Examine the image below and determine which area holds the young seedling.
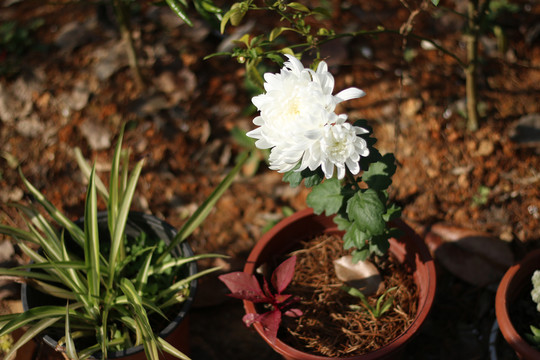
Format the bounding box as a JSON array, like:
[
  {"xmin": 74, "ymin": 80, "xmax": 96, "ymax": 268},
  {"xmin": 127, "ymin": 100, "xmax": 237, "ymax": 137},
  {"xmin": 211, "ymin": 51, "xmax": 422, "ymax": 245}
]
[
  {"xmin": 342, "ymin": 285, "xmax": 397, "ymax": 319},
  {"xmin": 219, "ymin": 256, "xmax": 302, "ymax": 343}
]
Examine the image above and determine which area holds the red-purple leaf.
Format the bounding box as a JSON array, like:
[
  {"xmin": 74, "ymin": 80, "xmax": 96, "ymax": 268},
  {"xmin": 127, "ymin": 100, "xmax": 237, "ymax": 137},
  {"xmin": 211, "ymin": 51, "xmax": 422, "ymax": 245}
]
[
  {"xmin": 258, "ymin": 309, "xmax": 282, "ymax": 344},
  {"xmin": 274, "ymin": 293, "xmax": 292, "ymax": 304},
  {"xmin": 284, "ymin": 308, "xmax": 303, "ymax": 318},
  {"xmin": 218, "ymin": 272, "xmax": 271, "ymax": 302},
  {"xmin": 271, "ymin": 255, "xmax": 297, "ymax": 294},
  {"xmin": 242, "ymin": 313, "xmax": 258, "ymax": 327}
]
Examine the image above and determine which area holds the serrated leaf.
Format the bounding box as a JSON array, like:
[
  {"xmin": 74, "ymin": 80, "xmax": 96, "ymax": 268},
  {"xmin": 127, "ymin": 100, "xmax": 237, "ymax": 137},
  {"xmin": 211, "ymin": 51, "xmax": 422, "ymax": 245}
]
[
  {"xmin": 362, "ymin": 153, "xmax": 397, "ymax": 191},
  {"xmin": 382, "ymin": 203, "xmax": 402, "ymax": 222},
  {"xmin": 302, "ymin": 168, "xmax": 324, "ymax": 188},
  {"xmin": 352, "ymin": 248, "xmax": 370, "ymax": 262},
  {"xmin": 347, "ymin": 190, "xmax": 386, "ymax": 235},
  {"xmin": 283, "ymin": 169, "xmax": 303, "ymax": 188},
  {"xmin": 306, "ymin": 179, "xmax": 343, "ymax": 215},
  {"xmin": 368, "ymin": 234, "xmax": 391, "ymax": 256},
  {"xmin": 342, "ymin": 223, "xmax": 370, "ymax": 250}
]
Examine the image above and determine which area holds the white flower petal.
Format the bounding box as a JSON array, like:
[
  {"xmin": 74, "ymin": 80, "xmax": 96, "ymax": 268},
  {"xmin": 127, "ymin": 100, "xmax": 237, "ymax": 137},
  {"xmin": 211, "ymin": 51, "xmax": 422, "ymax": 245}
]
[{"xmin": 335, "ymin": 87, "xmax": 366, "ymax": 103}]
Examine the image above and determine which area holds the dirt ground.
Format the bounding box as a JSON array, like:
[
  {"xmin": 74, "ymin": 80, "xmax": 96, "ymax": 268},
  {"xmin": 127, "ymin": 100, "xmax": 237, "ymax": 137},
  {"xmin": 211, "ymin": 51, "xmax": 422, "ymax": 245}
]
[{"xmin": 0, "ymin": 0, "xmax": 539, "ymax": 359}]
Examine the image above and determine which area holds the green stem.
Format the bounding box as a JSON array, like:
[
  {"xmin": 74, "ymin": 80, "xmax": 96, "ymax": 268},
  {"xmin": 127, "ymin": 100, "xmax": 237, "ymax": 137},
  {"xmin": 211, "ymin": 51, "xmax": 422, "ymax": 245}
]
[{"xmin": 112, "ymin": 0, "xmax": 144, "ymax": 91}]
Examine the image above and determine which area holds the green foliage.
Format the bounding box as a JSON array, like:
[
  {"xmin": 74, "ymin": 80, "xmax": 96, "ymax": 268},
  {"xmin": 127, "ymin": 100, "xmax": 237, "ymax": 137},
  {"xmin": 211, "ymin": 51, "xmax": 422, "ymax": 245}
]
[
  {"xmin": 526, "ymin": 325, "xmax": 540, "ymax": 348},
  {"xmin": 342, "ymin": 285, "xmax": 397, "ymax": 319},
  {"xmin": 164, "ymin": 0, "xmax": 222, "ymax": 27},
  {"xmin": 472, "ymin": 185, "xmax": 491, "ymax": 206},
  {"xmin": 0, "ymin": 126, "xmax": 246, "ymax": 359},
  {"xmin": 287, "ymin": 125, "xmax": 401, "ymax": 261},
  {"xmin": 0, "ymin": 18, "xmax": 45, "ymax": 77}
]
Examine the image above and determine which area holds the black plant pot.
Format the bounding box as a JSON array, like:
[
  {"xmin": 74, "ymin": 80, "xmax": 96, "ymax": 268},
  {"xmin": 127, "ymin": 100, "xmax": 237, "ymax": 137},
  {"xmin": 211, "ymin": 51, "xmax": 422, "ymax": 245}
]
[{"xmin": 21, "ymin": 212, "xmax": 197, "ymax": 360}]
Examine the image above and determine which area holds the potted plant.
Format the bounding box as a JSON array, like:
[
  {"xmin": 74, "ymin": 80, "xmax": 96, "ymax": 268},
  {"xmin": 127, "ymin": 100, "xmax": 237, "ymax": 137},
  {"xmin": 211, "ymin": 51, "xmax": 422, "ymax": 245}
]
[
  {"xmin": 0, "ymin": 127, "xmax": 246, "ymax": 360},
  {"xmin": 219, "ymin": 55, "xmax": 437, "ymax": 359},
  {"xmin": 495, "ymin": 249, "xmax": 540, "ymax": 360}
]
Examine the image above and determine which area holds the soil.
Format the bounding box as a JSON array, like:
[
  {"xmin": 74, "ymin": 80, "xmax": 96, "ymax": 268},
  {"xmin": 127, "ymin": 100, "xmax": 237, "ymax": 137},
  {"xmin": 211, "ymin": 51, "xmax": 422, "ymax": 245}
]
[
  {"xmin": 281, "ymin": 234, "xmax": 418, "ymax": 357},
  {"xmin": 0, "ymin": 0, "xmax": 539, "ymax": 359}
]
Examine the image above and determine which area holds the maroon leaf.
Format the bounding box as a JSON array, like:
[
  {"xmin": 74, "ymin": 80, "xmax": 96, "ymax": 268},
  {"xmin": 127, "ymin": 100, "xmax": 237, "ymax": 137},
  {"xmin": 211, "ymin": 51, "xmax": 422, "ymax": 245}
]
[
  {"xmin": 258, "ymin": 309, "xmax": 282, "ymax": 344},
  {"xmin": 284, "ymin": 308, "xmax": 303, "ymax": 317},
  {"xmin": 273, "ymin": 293, "xmax": 292, "ymax": 304},
  {"xmin": 242, "ymin": 312, "xmax": 259, "ymax": 327},
  {"xmin": 271, "ymin": 255, "xmax": 297, "ymax": 294},
  {"xmin": 218, "ymin": 272, "xmax": 270, "ymax": 302}
]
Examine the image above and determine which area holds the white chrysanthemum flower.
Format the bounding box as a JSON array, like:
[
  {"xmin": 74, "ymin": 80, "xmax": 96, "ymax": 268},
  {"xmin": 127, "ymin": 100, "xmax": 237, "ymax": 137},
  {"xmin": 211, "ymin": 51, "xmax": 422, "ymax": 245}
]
[
  {"xmin": 531, "ymin": 270, "xmax": 540, "ymax": 312},
  {"xmin": 300, "ymin": 115, "xmax": 369, "ymax": 179},
  {"xmin": 246, "ymin": 54, "xmax": 368, "ymax": 176}
]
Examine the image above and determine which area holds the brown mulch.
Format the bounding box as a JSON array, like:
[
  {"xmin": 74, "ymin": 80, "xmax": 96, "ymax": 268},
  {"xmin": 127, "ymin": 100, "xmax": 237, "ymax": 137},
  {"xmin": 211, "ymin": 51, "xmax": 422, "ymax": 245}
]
[{"xmin": 281, "ymin": 234, "xmax": 418, "ymax": 357}]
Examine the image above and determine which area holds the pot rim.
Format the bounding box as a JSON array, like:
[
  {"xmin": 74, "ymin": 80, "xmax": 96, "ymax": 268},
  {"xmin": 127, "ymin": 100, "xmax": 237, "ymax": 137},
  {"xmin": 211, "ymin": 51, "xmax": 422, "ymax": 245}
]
[
  {"xmin": 243, "ymin": 208, "xmax": 437, "ymax": 359},
  {"xmin": 495, "ymin": 248, "xmax": 540, "ymax": 360},
  {"xmin": 21, "ymin": 211, "xmax": 197, "ymax": 359}
]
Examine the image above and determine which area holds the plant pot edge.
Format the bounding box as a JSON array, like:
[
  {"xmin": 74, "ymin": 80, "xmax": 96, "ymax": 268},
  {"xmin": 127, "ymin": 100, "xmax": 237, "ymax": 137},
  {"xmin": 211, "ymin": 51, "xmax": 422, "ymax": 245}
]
[
  {"xmin": 243, "ymin": 208, "xmax": 437, "ymax": 360},
  {"xmin": 495, "ymin": 248, "xmax": 540, "ymax": 360},
  {"xmin": 21, "ymin": 211, "xmax": 197, "ymax": 360}
]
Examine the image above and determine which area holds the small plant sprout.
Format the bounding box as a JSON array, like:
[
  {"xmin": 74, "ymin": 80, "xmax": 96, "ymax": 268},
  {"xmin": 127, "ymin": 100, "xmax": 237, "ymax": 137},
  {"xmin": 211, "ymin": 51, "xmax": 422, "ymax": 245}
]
[
  {"xmin": 218, "ymin": 256, "xmax": 302, "ymax": 343},
  {"xmin": 528, "ymin": 270, "xmax": 540, "ymax": 347},
  {"xmin": 342, "ymin": 285, "xmax": 397, "ymax": 320}
]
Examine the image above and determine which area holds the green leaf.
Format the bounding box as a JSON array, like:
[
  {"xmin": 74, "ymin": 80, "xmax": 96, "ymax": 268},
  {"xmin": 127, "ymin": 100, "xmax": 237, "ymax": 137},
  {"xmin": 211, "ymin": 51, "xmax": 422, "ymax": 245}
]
[
  {"xmin": 362, "ymin": 153, "xmax": 397, "ymax": 191},
  {"xmin": 269, "ymin": 27, "xmax": 285, "ymax": 42},
  {"xmin": 0, "ymin": 306, "xmax": 76, "ymax": 336},
  {"xmin": 431, "ymin": 0, "xmax": 440, "ymax": 5},
  {"xmin": 84, "ymin": 166, "xmax": 100, "ymax": 312},
  {"xmin": 74, "ymin": 147, "xmax": 109, "ymax": 202},
  {"xmin": 165, "ymin": 0, "xmax": 193, "ymax": 27},
  {"xmin": 108, "ymin": 126, "xmax": 125, "ymax": 235},
  {"xmin": 282, "ymin": 169, "xmax": 303, "ymax": 188},
  {"xmin": 346, "ymin": 189, "xmax": 386, "ymax": 236},
  {"xmin": 64, "ymin": 303, "xmax": 79, "ymax": 360},
  {"xmin": 368, "ymin": 234, "xmax": 391, "ymax": 256},
  {"xmin": 288, "ymin": 2, "xmax": 310, "ymax": 12},
  {"xmin": 149, "ymin": 253, "xmax": 227, "ymax": 276},
  {"xmin": 157, "ymin": 337, "xmax": 191, "ymax": 360},
  {"xmin": 382, "ymin": 203, "xmax": 401, "ymax": 222},
  {"xmin": 119, "ymin": 278, "xmax": 159, "ymax": 360},
  {"xmin": 159, "ymin": 152, "xmax": 248, "ymax": 263},
  {"xmin": 108, "ymin": 159, "xmax": 144, "ymax": 288},
  {"xmin": 228, "ymin": 2, "xmax": 248, "ymax": 27},
  {"xmin": 3, "ymin": 316, "xmax": 62, "ymax": 360},
  {"xmin": 302, "ymin": 168, "xmax": 324, "ymax": 188},
  {"xmin": 342, "ymin": 223, "xmax": 370, "ymax": 250},
  {"xmin": 18, "ymin": 168, "xmax": 85, "ymax": 247},
  {"xmin": 351, "ymin": 248, "xmax": 370, "ymax": 262},
  {"xmin": 306, "ymin": 179, "xmax": 343, "ymax": 215}
]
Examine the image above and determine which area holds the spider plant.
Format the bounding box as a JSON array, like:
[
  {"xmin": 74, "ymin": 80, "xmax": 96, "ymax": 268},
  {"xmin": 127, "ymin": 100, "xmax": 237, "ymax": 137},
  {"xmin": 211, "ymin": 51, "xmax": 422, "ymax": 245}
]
[{"xmin": 0, "ymin": 127, "xmax": 247, "ymax": 360}]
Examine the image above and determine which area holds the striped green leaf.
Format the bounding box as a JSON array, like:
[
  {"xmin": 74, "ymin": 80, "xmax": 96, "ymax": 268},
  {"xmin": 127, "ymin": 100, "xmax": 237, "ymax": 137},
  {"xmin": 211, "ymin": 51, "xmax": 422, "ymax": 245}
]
[
  {"xmin": 107, "ymin": 159, "xmax": 144, "ymax": 288},
  {"xmin": 158, "ymin": 151, "xmax": 248, "ymax": 263},
  {"xmin": 3, "ymin": 316, "xmax": 62, "ymax": 360},
  {"xmin": 18, "ymin": 168, "xmax": 85, "ymax": 246},
  {"xmin": 119, "ymin": 278, "xmax": 159, "ymax": 360},
  {"xmin": 84, "ymin": 166, "xmax": 100, "ymax": 313}
]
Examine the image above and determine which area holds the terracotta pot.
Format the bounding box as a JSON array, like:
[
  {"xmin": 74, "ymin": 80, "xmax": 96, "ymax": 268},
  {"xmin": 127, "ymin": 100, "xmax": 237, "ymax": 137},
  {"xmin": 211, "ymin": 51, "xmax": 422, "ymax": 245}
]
[
  {"xmin": 22, "ymin": 212, "xmax": 196, "ymax": 360},
  {"xmin": 495, "ymin": 249, "xmax": 540, "ymax": 360},
  {"xmin": 243, "ymin": 208, "xmax": 437, "ymax": 360}
]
